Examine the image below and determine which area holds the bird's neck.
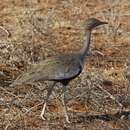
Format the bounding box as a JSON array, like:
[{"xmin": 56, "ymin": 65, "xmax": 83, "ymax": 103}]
[{"xmin": 79, "ymin": 29, "xmax": 91, "ymax": 63}]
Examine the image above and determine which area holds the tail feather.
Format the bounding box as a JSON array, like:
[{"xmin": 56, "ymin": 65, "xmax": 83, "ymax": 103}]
[{"xmin": 10, "ymin": 72, "xmax": 35, "ymax": 86}]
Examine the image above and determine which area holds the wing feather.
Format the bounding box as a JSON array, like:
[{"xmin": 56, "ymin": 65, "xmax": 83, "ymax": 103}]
[{"xmin": 11, "ymin": 54, "xmax": 82, "ymax": 86}]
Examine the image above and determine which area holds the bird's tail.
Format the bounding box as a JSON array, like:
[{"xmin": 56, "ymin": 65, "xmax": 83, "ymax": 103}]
[{"xmin": 10, "ymin": 72, "xmax": 34, "ymax": 86}]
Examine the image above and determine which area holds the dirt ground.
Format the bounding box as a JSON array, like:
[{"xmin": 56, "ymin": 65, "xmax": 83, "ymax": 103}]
[{"xmin": 0, "ymin": 0, "xmax": 130, "ymax": 130}]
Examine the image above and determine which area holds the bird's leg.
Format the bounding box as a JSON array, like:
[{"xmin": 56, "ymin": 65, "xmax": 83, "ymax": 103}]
[
  {"xmin": 61, "ymin": 86, "xmax": 70, "ymax": 123},
  {"xmin": 40, "ymin": 81, "xmax": 56, "ymax": 120}
]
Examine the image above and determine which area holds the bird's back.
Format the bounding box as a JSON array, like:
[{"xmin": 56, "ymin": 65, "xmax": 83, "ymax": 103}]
[{"xmin": 11, "ymin": 53, "xmax": 83, "ymax": 86}]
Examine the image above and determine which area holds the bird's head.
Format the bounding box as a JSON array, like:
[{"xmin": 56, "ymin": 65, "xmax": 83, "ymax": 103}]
[{"xmin": 85, "ymin": 18, "xmax": 107, "ymax": 30}]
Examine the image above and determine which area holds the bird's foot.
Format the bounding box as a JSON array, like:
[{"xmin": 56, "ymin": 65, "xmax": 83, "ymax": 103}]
[
  {"xmin": 65, "ymin": 116, "xmax": 71, "ymax": 123},
  {"xmin": 40, "ymin": 102, "xmax": 47, "ymax": 121},
  {"xmin": 40, "ymin": 113, "xmax": 46, "ymax": 120},
  {"xmin": 64, "ymin": 108, "xmax": 71, "ymax": 123}
]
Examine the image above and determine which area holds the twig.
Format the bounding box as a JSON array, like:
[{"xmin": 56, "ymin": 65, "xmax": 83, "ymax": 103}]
[
  {"xmin": 93, "ymin": 50, "xmax": 105, "ymax": 56},
  {"xmin": 0, "ymin": 26, "xmax": 10, "ymax": 37},
  {"xmin": 4, "ymin": 123, "xmax": 11, "ymax": 130},
  {"xmin": 0, "ymin": 86, "xmax": 19, "ymax": 98},
  {"xmin": 24, "ymin": 101, "xmax": 44, "ymax": 114},
  {"xmin": 72, "ymin": 109, "xmax": 130, "ymax": 123},
  {"xmin": 97, "ymin": 84, "xmax": 123, "ymax": 108}
]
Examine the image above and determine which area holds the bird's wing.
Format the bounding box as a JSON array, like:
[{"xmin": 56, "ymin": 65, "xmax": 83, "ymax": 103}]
[
  {"xmin": 11, "ymin": 54, "xmax": 82, "ymax": 85},
  {"xmin": 49, "ymin": 58, "xmax": 82, "ymax": 80}
]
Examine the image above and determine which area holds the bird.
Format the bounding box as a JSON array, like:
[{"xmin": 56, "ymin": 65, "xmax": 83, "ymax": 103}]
[{"xmin": 11, "ymin": 18, "xmax": 107, "ymax": 123}]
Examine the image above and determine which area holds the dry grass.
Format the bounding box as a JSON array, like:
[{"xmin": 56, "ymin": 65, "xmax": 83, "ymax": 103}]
[{"xmin": 0, "ymin": 0, "xmax": 130, "ymax": 129}]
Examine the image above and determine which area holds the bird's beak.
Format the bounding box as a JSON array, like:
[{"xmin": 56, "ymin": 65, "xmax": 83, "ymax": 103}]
[{"xmin": 101, "ymin": 21, "xmax": 108, "ymax": 25}]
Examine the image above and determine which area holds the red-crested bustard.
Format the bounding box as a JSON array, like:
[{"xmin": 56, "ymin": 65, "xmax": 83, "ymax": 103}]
[{"xmin": 11, "ymin": 18, "xmax": 108, "ymax": 123}]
